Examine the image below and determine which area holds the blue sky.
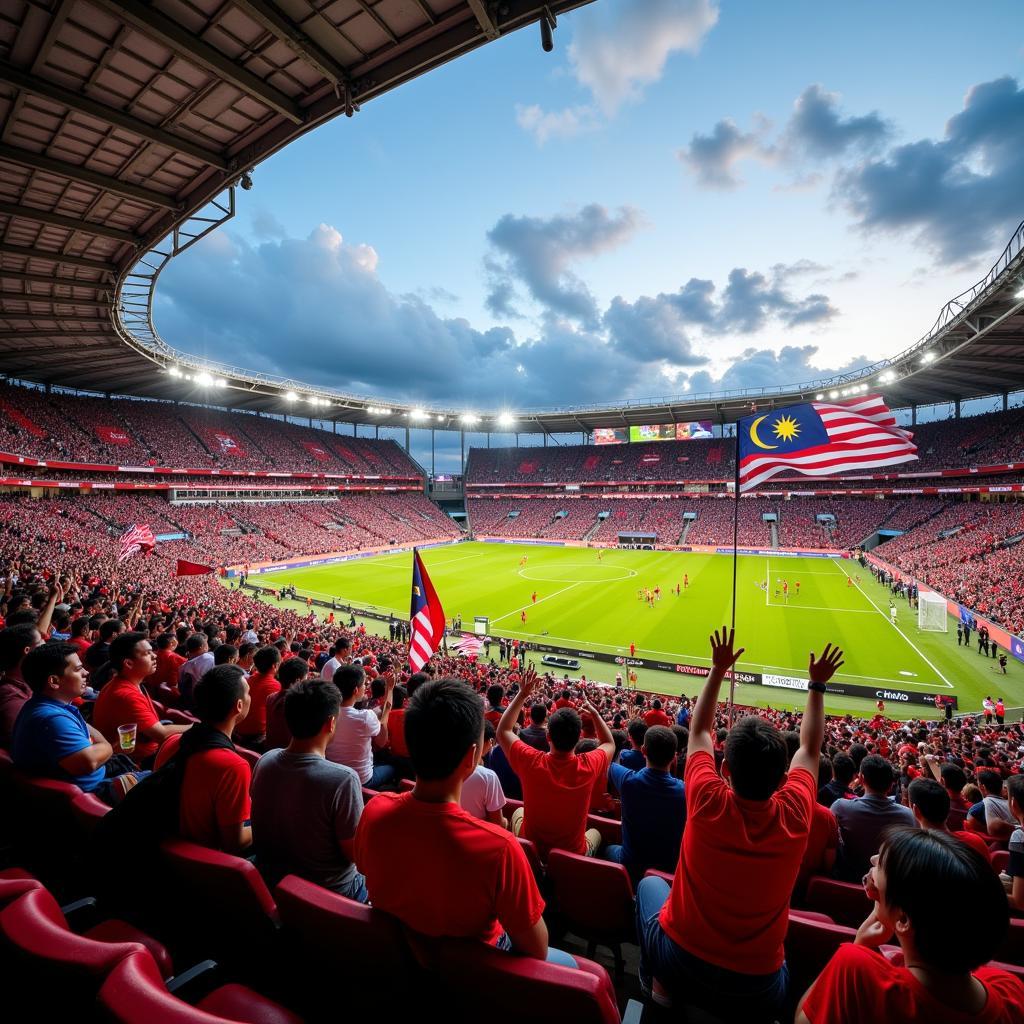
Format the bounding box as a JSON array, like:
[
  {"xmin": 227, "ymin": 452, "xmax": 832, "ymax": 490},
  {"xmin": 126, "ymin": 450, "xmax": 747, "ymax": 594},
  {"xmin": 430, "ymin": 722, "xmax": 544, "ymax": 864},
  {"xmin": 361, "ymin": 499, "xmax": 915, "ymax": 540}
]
[{"xmin": 154, "ymin": 0, "xmax": 1023, "ymax": 467}]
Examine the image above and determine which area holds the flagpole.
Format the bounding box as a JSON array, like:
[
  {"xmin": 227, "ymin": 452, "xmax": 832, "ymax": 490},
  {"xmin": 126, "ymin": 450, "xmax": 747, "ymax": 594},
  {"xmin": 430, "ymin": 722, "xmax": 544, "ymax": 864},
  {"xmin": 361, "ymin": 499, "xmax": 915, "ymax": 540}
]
[{"xmin": 728, "ymin": 423, "xmax": 740, "ymax": 729}]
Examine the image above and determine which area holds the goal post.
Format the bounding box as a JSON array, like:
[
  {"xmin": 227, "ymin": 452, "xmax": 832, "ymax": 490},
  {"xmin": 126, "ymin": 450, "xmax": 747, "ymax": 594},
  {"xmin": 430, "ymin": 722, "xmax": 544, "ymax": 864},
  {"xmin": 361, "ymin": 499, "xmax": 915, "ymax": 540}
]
[{"xmin": 918, "ymin": 591, "xmax": 948, "ymax": 632}]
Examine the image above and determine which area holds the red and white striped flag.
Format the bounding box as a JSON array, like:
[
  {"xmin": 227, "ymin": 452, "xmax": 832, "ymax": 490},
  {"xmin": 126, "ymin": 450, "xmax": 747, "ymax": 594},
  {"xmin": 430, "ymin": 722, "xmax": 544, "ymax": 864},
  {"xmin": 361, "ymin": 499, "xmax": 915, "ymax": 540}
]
[
  {"xmin": 409, "ymin": 549, "xmax": 446, "ymax": 672},
  {"xmin": 737, "ymin": 394, "xmax": 917, "ymax": 492},
  {"xmin": 455, "ymin": 634, "xmax": 484, "ymax": 658},
  {"xmin": 117, "ymin": 523, "xmax": 156, "ymax": 564}
]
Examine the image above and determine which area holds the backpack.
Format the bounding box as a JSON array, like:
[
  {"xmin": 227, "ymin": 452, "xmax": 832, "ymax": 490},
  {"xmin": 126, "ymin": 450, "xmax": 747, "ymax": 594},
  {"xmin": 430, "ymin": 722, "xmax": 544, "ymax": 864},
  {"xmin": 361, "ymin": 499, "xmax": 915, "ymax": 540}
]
[{"xmin": 94, "ymin": 723, "xmax": 235, "ymax": 855}]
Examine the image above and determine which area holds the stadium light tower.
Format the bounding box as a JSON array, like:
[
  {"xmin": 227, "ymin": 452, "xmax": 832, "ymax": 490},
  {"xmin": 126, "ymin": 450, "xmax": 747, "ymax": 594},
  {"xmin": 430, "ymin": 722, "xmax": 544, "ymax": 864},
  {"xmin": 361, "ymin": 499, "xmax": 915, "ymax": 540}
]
[
  {"xmin": 284, "ymin": 390, "xmax": 298, "ymax": 401},
  {"xmin": 196, "ymin": 371, "xmax": 213, "ymax": 386},
  {"xmin": 461, "ymin": 413, "xmax": 480, "ymax": 426},
  {"xmin": 497, "ymin": 412, "xmax": 516, "ymax": 429}
]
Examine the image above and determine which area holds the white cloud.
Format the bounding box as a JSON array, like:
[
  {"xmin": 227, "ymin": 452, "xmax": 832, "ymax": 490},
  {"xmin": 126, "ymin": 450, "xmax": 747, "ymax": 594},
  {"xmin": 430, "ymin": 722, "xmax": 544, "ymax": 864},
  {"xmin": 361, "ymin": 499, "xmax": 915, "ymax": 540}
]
[
  {"xmin": 515, "ymin": 103, "xmax": 600, "ymax": 144},
  {"xmin": 568, "ymin": 0, "xmax": 719, "ymax": 115}
]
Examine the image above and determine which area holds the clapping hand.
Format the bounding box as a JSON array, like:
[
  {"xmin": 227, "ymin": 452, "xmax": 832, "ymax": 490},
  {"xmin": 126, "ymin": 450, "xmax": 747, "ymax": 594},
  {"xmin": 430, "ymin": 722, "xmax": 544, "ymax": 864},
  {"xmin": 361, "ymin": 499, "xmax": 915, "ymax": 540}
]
[{"xmin": 808, "ymin": 643, "xmax": 844, "ymax": 685}]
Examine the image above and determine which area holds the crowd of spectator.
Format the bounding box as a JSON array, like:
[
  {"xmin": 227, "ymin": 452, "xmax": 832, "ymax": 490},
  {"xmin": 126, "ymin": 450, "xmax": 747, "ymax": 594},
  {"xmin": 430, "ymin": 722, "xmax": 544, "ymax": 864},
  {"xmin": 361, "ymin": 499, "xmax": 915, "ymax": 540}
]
[
  {"xmin": 2, "ymin": 535, "xmax": 1022, "ymax": 1020},
  {"xmin": 0, "ymin": 382, "xmax": 421, "ymax": 476}
]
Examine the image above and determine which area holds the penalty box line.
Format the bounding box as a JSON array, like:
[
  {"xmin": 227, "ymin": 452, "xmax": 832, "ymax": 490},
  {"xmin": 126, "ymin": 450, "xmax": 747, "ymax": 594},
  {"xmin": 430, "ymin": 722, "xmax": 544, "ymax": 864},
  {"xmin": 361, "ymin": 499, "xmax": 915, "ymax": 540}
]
[{"xmin": 829, "ymin": 557, "xmax": 954, "ymax": 690}]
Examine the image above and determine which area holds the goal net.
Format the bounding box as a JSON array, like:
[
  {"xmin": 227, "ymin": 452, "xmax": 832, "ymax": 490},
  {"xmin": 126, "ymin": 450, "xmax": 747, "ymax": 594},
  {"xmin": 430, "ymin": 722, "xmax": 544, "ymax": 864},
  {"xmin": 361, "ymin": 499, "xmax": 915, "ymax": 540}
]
[{"xmin": 918, "ymin": 591, "xmax": 948, "ymax": 632}]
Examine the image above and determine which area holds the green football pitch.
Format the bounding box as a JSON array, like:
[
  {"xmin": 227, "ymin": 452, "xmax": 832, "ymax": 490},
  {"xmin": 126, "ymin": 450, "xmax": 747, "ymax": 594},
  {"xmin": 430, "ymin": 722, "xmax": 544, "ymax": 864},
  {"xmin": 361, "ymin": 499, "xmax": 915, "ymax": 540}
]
[{"xmin": 227, "ymin": 542, "xmax": 1019, "ymax": 721}]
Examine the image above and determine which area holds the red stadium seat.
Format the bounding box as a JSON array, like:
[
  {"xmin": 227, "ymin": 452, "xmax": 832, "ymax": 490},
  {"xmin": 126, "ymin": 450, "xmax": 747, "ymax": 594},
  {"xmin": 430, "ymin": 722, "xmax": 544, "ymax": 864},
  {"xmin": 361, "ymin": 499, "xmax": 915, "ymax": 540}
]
[
  {"xmin": 274, "ymin": 874, "xmax": 415, "ymax": 1014},
  {"xmin": 586, "ymin": 813, "xmax": 623, "ymax": 848},
  {"xmin": 785, "ymin": 910, "xmax": 857, "ymax": 998},
  {"xmin": 233, "ymin": 745, "xmax": 261, "ymax": 769},
  {"xmin": 69, "ymin": 790, "xmax": 110, "ymax": 838},
  {"xmin": 159, "ymin": 839, "xmax": 279, "ymax": 976},
  {"xmin": 0, "ymin": 884, "xmax": 165, "ymax": 1014},
  {"xmin": 992, "ymin": 850, "xmax": 1010, "ymax": 874},
  {"xmin": 98, "ymin": 948, "xmax": 304, "ymax": 1024},
  {"xmin": 517, "ymin": 837, "xmax": 546, "ymax": 886},
  {"xmin": 435, "ymin": 936, "xmax": 640, "ymax": 1024},
  {"xmin": 804, "ymin": 876, "xmax": 872, "ymax": 929},
  {"xmin": 995, "ymin": 919, "xmax": 1024, "ymax": 967},
  {"xmin": 642, "ymin": 868, "xmax": 675, "ymax": 885},
  {"xmin": 546, "ymin": 849, "xmax": 635, "ymax": 976}
]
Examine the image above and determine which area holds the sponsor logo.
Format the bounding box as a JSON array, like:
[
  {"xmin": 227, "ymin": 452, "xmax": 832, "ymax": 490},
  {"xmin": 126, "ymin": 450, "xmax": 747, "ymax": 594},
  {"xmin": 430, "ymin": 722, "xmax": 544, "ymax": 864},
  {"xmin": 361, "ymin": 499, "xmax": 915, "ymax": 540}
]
[
  {"xmin": 875, "ymin": 689, "xmax": 910, "ymax": 702},
  {"xmin": 763, "ymin": 673, "xmax": 808, "ymax": 691}
]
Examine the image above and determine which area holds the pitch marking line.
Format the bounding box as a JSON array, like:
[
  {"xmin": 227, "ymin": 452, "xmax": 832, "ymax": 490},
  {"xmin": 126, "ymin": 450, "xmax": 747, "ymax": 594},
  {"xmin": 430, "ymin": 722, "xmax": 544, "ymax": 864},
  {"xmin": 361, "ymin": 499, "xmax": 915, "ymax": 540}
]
[
  {"xmin": 490, "ymin": 582, "xmax": 584, "ymax": 625},
  {"xmin": 829, "ymin": 557, "xmax": 954, "ymax": 690},
  {"xmin": 494, "ymin": 628, "xmax": 939, "ymax": 690},
  {"xmin": 766, "ymin": 599, "xmax": 875, "ymax": 614}
]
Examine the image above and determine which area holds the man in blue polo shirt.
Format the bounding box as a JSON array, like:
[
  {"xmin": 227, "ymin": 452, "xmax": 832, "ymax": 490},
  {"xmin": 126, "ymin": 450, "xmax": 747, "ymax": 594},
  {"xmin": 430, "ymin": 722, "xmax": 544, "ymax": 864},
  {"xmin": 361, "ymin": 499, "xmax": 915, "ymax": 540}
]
[
  {"xmin": 12, "ymin": 642, "xmax": 143, "ymax": 804},
  {"xmin": 604, "ymin": 725, "xmax": 686, "ymax": 881}
]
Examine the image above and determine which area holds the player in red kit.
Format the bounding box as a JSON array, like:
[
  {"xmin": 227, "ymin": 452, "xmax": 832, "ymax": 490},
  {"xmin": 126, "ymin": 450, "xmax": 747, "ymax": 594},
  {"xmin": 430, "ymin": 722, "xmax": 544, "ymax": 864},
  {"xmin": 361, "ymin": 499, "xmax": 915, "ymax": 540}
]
[
  {"xmin": 683, "ymin": 574, "xmax": 689, "ymax": 590},
  {"xmin": 531, "ymin": 591, "xmax": 537, "ymax": 604},
  {"xmin": 520, "ymin": 609, "xmax": 527, "ymax": 625},
  {"xmin": 629, "ymin": 642, "xmax": 636, "ymax": 658},
  {"xmin": 794, "ymin": 581, "xmax": 801, "ymax": 597}
]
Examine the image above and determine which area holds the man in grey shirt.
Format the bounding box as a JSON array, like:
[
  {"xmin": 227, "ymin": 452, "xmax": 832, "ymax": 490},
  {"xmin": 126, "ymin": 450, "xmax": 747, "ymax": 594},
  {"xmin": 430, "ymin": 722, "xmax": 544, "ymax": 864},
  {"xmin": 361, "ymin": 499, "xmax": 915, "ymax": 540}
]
[
  {"xmin": 831, "ymin": 754, "xmax": 915, "ymax": 881},
  {"xmin": 251, "ymin": 678, "xmax": 366, "ymax": 901}
]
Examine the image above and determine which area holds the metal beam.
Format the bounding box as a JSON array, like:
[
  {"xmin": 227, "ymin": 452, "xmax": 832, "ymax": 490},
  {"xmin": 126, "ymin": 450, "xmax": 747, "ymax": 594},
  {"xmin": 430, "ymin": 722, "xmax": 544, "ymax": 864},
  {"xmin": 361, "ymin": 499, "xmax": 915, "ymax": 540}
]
[
  {"xmin": 0, "ymin": 290, "xmax": 104, "ymax": 305},
  {"xmin": 0, "ymin": 201, "xmax": 139, "ymax": 244},
  {"xmin": 352, "ymin": 0, "xmax": 399, "ymax": 44},
  {"xmin": 231, "ymin": 0, "xmax": 351, "ymax": 85},
  {"xmin": 90, "ymin": 0, "xmax": 304, "ymax": 125},
  {"xmin": 0, "ymin": 143, "xmax": 179, "ymax": 210},
  {"xmin": 0, "ymin": 243, "xmax": 115, "ymax": 273},
  {"xmin": 465, "ymin": 0, "xmax": 499, "ymax": 39},
  {"xmin": 0, "ymin": 312, "xmax": 111, "ymax": 324},
  {"xmin": 0, "ymin": 329, "xmax": 117, "ymax": 339},
  {"xmin": 0, "ymin": 268, "xmax": 107, "ymax": 290},
  {"xmin": 0, "ymin": 60, "xmax": 230, "ymax": 171}
]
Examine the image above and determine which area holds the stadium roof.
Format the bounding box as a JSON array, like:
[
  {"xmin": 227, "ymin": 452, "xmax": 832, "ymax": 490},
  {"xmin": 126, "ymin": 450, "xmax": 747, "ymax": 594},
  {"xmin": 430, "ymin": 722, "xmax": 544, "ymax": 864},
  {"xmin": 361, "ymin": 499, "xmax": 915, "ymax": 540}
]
[{"xmin": 1, "ymin": 2, "xmax": 1022, "ymax": 434}]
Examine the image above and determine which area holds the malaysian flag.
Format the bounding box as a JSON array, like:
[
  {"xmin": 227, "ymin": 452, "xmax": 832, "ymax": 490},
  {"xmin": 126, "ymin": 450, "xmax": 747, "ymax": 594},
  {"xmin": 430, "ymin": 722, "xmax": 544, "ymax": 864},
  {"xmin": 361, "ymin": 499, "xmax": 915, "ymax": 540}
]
[
  {"xmin": 737, "ymin": 395, "xmax": 917, "ymax": 492},
  {"xmin": 409, "ymin": 549, "xmax": 446, "ymax": 672},
  {"xmin": 455, "ymin": 634, "xmax": 484, "ymax": 658},
  {"xmin": 117, "ymin": 523, "xmax": 156, "ymax": 564}
]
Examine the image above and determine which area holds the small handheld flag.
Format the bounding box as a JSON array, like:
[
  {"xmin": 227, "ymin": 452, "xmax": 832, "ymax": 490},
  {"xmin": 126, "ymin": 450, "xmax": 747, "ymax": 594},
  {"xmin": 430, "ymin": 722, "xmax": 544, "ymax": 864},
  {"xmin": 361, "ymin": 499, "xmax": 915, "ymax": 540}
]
[
  {"xmin": 737, "ymin": 394, "xmax": 917, "ymax": 492},
  {"xmin": 175, "ymin": 559, "xmax": 214, "ymax": 577},
  {"xmin": 409, "ymin": 549, "xmax": 446, "ymax": 672},
  {"xmin": 117, "ymin": 523, "xmax": 156, "ymax": 564}
]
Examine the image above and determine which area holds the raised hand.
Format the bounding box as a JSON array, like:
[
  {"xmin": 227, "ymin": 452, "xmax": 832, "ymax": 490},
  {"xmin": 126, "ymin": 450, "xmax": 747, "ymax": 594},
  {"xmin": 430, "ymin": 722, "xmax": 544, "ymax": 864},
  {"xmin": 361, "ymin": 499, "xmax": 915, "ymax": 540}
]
[
  {"xmin": 519, "ymin": 665, "xmax": 540, "ymax": 698},
  {"xmin": 808, "ymin": 643, "xmax": 845, "ymax": 685},
  {"xmin": 709, "ymin": 627, "xmax": 745, "ymax": 672}
]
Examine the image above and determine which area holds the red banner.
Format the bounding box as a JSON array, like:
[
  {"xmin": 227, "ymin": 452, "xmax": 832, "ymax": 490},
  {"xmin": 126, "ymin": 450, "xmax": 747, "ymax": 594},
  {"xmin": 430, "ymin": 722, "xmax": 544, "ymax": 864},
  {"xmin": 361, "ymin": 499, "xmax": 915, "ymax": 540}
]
[
  {"xmin": 0, "ymin": 402, "xmax": 46, "ymax": 438},
  {"xmin": 95, "ymin": 425, "xmax": 131, "ymax": 446},
  {"xmin": 302, "ymin": 441, "xmax": 331, "ymax": 462},
  {"xmin": 209, "ymin": 431, "xmax": 247, "ymax": 457},
  {"xmin": 175, "ymin": 558, "xmax": 215, "ymax": 576}
]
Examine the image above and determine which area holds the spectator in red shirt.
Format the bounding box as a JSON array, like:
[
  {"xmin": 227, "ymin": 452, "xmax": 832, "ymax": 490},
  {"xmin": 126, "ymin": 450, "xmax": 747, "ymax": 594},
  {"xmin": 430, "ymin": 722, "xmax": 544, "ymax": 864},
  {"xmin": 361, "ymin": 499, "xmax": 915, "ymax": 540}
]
[
  {"xmin": 264, "ymin": 655, "xmax": 310, "ymax": 752},
  {"xmin": 166, "ymin": 665, "xmax": 253, "ymax": 855},
  {"xmin": 636, "ymin": 629, "xmax": 843, "ymax": 1021},
  {"xmin": 235, "ymin": 644, "xmax": 282, "ymax": 747},
  {"xmin": 796, "ymin": 828, "xmax": 1023, "ymax": 1023},
  {"xmin": 484, "ymin": 683, "xmax": 506, "ymax": 726},
  {"xmin": 908, "ymin": 777, "xmax": 993, "ymax": 863},
  {"xmin": 0, "ymin": 623, "xmax": 42, "ymax": 748},
  {"xmin": 93, "ymin": 632, "xmax": 190, "ymax": 766},
  {"xmin": 148, "ymin": 632, "xmax": 186, "ymax": 704},
  {"xmin": 796, "ymin": 753, "xmax": 840, "ymax": 897},
  {"xmin": 497, "ymin": 668, "xmax": 614, "ymax": 859},
  {"xmin": 643, "ymin": 699, "xmax": 671, "ymax": 728},
  {"xmin": 355, "ymin": 677, "xmax": 573, "ymax": 965}
]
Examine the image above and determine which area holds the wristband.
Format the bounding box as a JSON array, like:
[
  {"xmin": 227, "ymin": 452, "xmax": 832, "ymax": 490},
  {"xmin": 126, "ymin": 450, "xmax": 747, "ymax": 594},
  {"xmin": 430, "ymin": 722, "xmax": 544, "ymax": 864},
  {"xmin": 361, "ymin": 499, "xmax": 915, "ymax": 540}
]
[{"xmin": 808, "ymin": 681, "xmax": 827, "ymax": 694}]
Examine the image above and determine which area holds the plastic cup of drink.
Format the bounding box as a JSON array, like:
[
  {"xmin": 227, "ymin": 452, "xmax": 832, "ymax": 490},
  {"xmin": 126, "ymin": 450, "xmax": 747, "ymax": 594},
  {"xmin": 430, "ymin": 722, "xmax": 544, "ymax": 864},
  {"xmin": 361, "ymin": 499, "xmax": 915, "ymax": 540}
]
[{"xmin": 117, "ymin": 723, "xmax": 137, "ymax": 753}]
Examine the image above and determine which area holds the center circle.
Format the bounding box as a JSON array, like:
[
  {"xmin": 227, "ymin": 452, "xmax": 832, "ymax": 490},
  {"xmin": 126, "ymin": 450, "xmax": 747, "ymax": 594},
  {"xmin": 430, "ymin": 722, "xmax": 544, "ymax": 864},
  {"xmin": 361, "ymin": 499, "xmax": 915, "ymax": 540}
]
[{"xmin": 518, "ymin": 563, "xmax": 637, "ymax": 583}]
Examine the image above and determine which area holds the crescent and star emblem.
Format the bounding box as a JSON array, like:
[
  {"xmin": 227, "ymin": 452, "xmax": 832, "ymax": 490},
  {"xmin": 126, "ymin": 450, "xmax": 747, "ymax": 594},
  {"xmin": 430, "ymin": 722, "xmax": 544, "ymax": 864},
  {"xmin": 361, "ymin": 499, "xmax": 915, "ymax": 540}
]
[{"xmin": 749, "ymin": 415, "xmax": 778, "ymax": 450}]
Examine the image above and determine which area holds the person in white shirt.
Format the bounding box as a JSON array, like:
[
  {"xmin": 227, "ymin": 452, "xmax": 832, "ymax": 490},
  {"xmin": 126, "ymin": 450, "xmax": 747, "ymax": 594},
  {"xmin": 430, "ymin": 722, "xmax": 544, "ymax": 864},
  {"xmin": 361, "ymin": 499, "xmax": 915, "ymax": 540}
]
[
  {"xmin": 320, "ymin": 637, "xmax": 351, "ymax": 682},
  {"xmin": 325, "ymin": 662, "xmax": 396, "ymax": 789},
  {"xmin": 178, "ymin": 633, "xmax": 215, "ymax": 707},
  {"xmin": 459, "ymin": 721, "xmax": 507, "ymax": 827}
]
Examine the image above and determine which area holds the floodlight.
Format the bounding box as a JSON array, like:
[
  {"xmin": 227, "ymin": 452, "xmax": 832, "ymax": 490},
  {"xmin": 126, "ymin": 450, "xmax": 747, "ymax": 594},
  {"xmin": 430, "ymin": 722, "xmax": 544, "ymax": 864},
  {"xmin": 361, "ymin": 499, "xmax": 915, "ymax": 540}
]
[
  {"xmin": 461, "ymin": 413, "xmax": 480, "ymax": 426},
  {"xmin": 214, "ymin": 378, "xmax": 227, "ymax": 388},
  {"xmin": 828, "ymin": 390, "xmax": 838, "ymax": 399},
  {"xmin": 497, "ymin": 412, "xmax": 516, "ymax": 428},
  {"xmin": 410, "ymin": 409, "xmax": 427, "ymax": 421},
  {"xmin": 815, "ymin": 393, "xmax": 824, "ymax": 401},
  {"xmin": 240, "ymin": 170, "xmax": 254, "ymax": 191},
  {"xmin": 196, "ymin": 372, "xmax": 213, "ymax": 386},
  {"xmin": 921, "ymin": 351, "xmax": 936, "ymax": 364},
  {"xmin": 169, "ymin": 366, "xmax": 182, "ymax": 377},
  {"xmin": 284, "ymin": 390, "xmax": 298, "ymax": 401}
]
